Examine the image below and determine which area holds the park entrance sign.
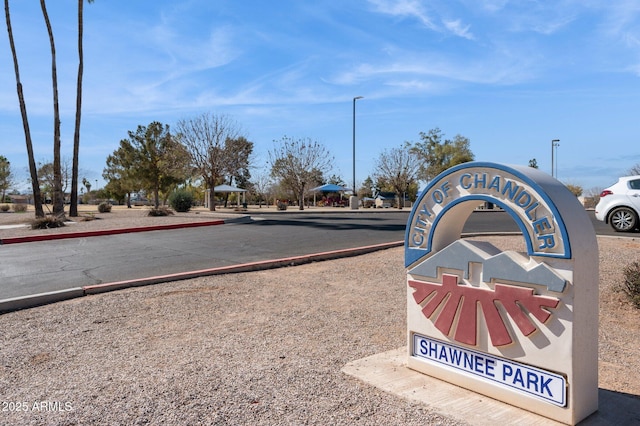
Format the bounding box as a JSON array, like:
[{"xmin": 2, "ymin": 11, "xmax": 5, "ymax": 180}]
[{"xmin": 404, "ymin": 162, "xmax": 598, "ymax": 424}]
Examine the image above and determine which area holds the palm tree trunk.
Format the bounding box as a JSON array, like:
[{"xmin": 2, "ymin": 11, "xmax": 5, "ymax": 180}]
[
  {"xmin": 4, "ymin": 0, "xmax": 44, "ymax": 217},
  {"xmin": 70, "ymin": 0, "xmax": 84, "ymax": 217},
  {"xmin": 40, "ymin": 0, "xmax": 65, "ymax": 217}
]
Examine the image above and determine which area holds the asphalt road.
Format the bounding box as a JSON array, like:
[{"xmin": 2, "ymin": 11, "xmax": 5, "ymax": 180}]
[{"xmin": 0, "ymin": 210, "xmax": 633, "ymax": 302}]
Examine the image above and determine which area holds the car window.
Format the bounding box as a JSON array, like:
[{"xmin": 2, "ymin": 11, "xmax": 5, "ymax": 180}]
[{"xmin": 629, "ymin": 179, "xmax": 640, "ymax": 190}]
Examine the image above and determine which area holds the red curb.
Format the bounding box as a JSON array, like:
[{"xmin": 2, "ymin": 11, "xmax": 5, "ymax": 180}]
[{"xmin": 0, "ymin": 220, "xmax": 226, "ymax": 245}]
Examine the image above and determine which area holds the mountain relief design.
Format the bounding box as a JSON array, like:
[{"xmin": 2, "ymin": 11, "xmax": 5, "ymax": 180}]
[{"xmin": 408, "ymin": 240, "xmax": 565, "ymax": 347}]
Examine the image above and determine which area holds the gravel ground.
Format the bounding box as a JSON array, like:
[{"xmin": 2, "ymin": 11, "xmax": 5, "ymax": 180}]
[{"xmin": 1, "ymin": 209, "xmax": 639, "ymax": 425}]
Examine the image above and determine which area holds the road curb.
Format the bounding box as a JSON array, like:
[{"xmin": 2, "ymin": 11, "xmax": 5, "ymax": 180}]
[
  {"xmin": 0, "ymin": 219, "xmax": 229, "ymax": 245},
  {"xmin": 84, "ymin": 240, "xmax": 404, "ymax": 294},
  {"xmin": 83, "ymin": 241, "xmax": 404, "ymax": 294},
  {"xmin": 0, "ymin": 241, "xmax": 404, "ymax": 314},
  {"xmin": 0, "ymin": 287, "xmax": 85, "ymax": 313}
]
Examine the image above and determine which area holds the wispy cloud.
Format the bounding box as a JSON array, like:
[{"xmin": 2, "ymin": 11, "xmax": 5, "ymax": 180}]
[
  {"xmin": 368, "ymin": 0, "xmax": 438, "ymax": 30},
  {"xmin": 472, "ymin": 0, "xmax": 577, "ymax": 35},
  {"xmin": 147, "ymin": 24, "xmax": 239, "ymax": 78},
  {"xmin": 367, "ymin": 0, "xmax": 474, "ymax": 39},
  {"xmin": 476, "ymin": 0, "xmax": 510, "ymax": 14},
  {"xmin": 443, "ymin": 19, "xmax": 473, "ymax": 39},
  {"xmin": 599, "ymin": 0, "xmax": 640, "ymax": 49},
  {"xmin": 328, "ymin": 47, "xmax": 538, "ymax": 90}
]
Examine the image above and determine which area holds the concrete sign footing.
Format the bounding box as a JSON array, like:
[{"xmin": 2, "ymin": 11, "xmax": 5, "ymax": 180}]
[{"xmin": 343, "ymin": 347, "xmax": 638, "ymax": 426}]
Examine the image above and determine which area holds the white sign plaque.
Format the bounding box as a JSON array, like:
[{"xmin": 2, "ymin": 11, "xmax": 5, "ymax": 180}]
[{"xmin": 412, "ymin": 333, "xmax": 566, "ymax": 407}]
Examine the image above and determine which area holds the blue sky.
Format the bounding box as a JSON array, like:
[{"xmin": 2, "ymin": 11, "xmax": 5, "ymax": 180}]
[{"xmin": 1, "ymin": 0, "xmax": 639, "ymax": 193}]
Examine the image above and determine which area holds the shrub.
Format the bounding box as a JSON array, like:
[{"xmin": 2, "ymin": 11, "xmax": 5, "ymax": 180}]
[
  {"xmin": 81, "ymin": 212, "xmax": 96, "ymax": 222},
  {"xmin": 168, "ymin": 189, "xmax": 194, "ymax": 213},
  {"xmin": 148, "ymin": 206, "xmax": 174, "ymax": 217},
  {"xmin": 31, "ymin": 216, "xmax": 66, "ymax": 229},
  {"xmin": 0, "ymin": 204, "xmax": 9, "ymax": 212},
  {"xmin": 13, "ymin": 203, "xmax": 28, "ymax": 213},
  {"xmin": 622, "ymin": 261, "xmax": 640, "ymax": 309},
  {"xmin": 98, "ymin": 202, "xmax": 112, "ymax": 213},
  {"xmin": 277, "ymin": 201, "xmax": 288, "ymax": 211}
]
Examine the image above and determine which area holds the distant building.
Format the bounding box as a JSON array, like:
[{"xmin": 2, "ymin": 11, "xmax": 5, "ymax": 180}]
[
  {"xmin": 374, "ymin": 192, "xmax": 410, "ymax": 208},
  {"xmin": 9, "ymin": 194, "xmax": 30, "ymax": 205}
]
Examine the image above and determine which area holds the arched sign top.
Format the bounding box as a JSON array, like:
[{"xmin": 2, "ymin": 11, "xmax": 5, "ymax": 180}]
[{"xmin": 405, "ymin": 162, "xmax": 571, "ymax": 267}]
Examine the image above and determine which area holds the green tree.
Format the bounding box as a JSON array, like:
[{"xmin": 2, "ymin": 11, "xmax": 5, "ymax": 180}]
[
  {"xmin": 222, "ymin": 135, "xmax": 254, "ymax": 207},
  {"xmin": 224, "ymin": 136, "xmax": 253, "ymax": 185},
  {"xmin": 373, "ymin": 142, "xmax": 421, "ymax": 209},
  {"xmin": 103, "ymin": 147, "xmax": 142, "ymax": 207},
  {"xmin": 0, "ymin": 155, "xmax": 14, "ymax": 202},
  {"xmin": 81, "ymin": 177, "xmax": 91, "ymax": 193},
  {"xmin": 37, "ymin": 162, "xmax": 55, "ymax": 203},
  {"xmin": 110, "ymin": 122, "xmax": 191, "ymax": 209},
  {"xmin": 4, "ymin": 0, "xmax": 44, "ymax": 217},
  {"xmin": 327, "ymin": 174, "xmax": 346, "ymax": 187},
  {"xmin": 268, "ymin": 136, "xmax": 334, "ymax": 210},
  {"xmin": 358, "ymin": 176, "xmax": 375, "ymax": 199},
  {"xmin": 411, "ymin": 128, "xmax": 474, "ymax": 182}
]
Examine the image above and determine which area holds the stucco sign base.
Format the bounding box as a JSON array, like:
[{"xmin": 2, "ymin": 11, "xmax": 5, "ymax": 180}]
[
  {"xmin": 404, "ymin": 162, "xmax": 599, "ymax": 424},
  {"xmin": 342, "ymin": 347, "xmax": 639, "ymax": 426}
]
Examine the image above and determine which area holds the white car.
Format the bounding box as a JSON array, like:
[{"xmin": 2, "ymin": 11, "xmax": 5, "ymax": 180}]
[{"xmin": 595, "ymin": 175, "xmax": 640, "ymax": 232}]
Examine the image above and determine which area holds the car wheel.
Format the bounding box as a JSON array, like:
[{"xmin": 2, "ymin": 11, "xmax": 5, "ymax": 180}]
[{"xmin": 609, "ymin": 207, "xmax": 638, "ymax": 232}]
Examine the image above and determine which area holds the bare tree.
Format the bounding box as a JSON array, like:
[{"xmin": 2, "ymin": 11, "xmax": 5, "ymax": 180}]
[
  {"xmin": 37, "ymin": 158, "xmax": 73, "ymax": 199},
  {"xmin": 175, "ymin": 113, "xmax": 244, "ymax": 211},
  {"xmin": 251, "ymin": 169, "xmax": 274, "ymax": 208},
  {"xmin": 268, "ymin": 136, "xmax": 334, "ymax": 210},
  {"xmin": 373, "ymin": 142, "xmax": 421, "ymax": 209},
  {"xmin": 582, "ymin": 186, "xmax": 604, "ymax": 209},
  {"xmin": 627, "ymin": 163, "xmax": 640, "ymax": 176},
  {"xmin": 4, "ymin": 0, "xmax": 44, "ymax": 217}
]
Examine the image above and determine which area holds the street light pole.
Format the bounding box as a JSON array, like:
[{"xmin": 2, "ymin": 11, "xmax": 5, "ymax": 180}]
[
  {"xmin": 551, "ymin": 139, "xmax": 560, "ymax": 178},
  {"xmin": 351, "ymin": 96, "xmax": 363, "ymax": 209}
]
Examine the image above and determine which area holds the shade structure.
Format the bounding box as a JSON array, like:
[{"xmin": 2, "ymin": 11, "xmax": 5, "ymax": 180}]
[
  {"xmin": 309, "ymin": 183, "xmax": 348, "ymax": 192},
  {"xmin": 213, "ymin": 184, "xmax": 247, "ymax": 193},
  {"xmin": 205, "ymin": 185, "xmax": 247, "ymax": 209},
  {"xmin": 309, "ymin": 183, "xmax": 349, "ymax": 207}
]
